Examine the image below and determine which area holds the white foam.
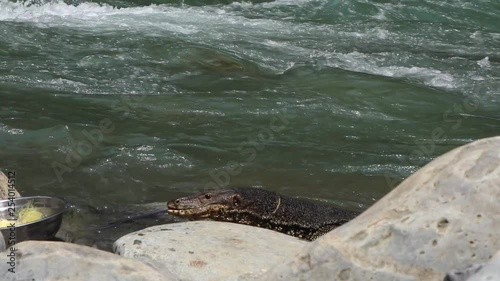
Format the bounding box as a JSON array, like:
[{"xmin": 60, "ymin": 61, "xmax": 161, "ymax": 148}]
[
  {"xmin": 48, "ymin": 78, "xmax": 86, "ymax": 87},
  {"xmin": 0, "ymin": 0, "xmax": 331, "ymax": 52},
  {"xmin": 325, "ymin": 51, "xmax": 457, "ymax": 89},
  {"xmin": 0, "ymin": 0, "xmax": 310, "ymax": 39},
  {"xmin": 0, "ymin": 0, "xmax": 116, "ymax": 21},
  {"xmin": 228, "ymin": 0, "xmax": 326, "ymax": 10},
  {"xmin": 0, "ymin": 124, "xmax": 25, "ymax": 135},
  {"xmin": 136, "ymin": 145, "xmax": 154, "ymax": 152},
  {"xmin": 477, "ymin": 57, "xmax": 490, "ymax": 68},
  {"xmin": 0, "ymin": 0, "xmax": 198, "ymax": 34}
]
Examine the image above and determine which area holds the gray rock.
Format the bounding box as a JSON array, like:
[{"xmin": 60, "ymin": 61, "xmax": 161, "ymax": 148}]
[
  {"xmin": 467, "ymin": 250, "xmax": 500, "ymax": 281},
  {"xmin": 115, "ymin": 221, "xmax": 308, "ymax": 281},
  {"xmin": 260, "ymin": 136, "xmax": 500, "ymax": 281},
  {"xmin": 0, "ymin": 170, "xmax": 21, "ymax": 200},
  {"xmin": 444, "ymin": 264, "xmax": 483, "ymax": 281},
  {"xmin": 0, "ymin": 241, "xmax": 175, "ymax": 281},
  {"xmin": 444, "ymin": 250, "xmax": 500, "ymax": 281}
]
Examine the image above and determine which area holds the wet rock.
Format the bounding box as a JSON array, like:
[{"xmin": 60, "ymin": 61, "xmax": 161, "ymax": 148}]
[
  {"xmin": 0, "ymin": 241, "xmax": 176, "ymax": 281},
  {"xmin": 0, "ymin": 170, "xmax": 21, "ymax": 199},
  {"xmin": 260, "ymin": 136, "xmax": 500, "ymax": 281},
  {"xmin": 115, "ymin": 221, "xmax": 308, "ymax": 281}
]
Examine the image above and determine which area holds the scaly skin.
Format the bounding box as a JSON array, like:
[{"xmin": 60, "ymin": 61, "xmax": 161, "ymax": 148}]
[{"xmin": 167, "ymin": 187, "xmax": 359, "ymax": 241}]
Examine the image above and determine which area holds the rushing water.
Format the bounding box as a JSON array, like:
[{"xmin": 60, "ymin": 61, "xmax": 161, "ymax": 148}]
[{"xmin": 1, "ymin": 0, "xmax": 499, "ymax": 245}]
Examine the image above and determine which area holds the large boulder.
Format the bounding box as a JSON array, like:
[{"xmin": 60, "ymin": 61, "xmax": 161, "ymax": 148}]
[
  {"xmin": 260, "ymin": 137, "xmax": 500, "ymax": 280},
  {"xmin": 0, "ymin": 241, "xmax": 176, "ymax": 281},
  {"xmin": 115, "ymin": 221, "xmax": 308, "ymax": 281}
]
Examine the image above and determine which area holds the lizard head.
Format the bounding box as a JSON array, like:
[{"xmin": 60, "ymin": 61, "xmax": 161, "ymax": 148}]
[{"xmin": 167, "ymin": 187, "xmax": 279, "ymax": 220}]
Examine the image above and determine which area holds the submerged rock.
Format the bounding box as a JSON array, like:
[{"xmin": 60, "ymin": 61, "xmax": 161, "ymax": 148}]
[
  {"xmin": 114, "ymin": 221, "xmax": 308, "ymax": 281},
  {"xmin": 0, "ymin": 241, "xmax": 176, "ymax": 281},
  {"xmin": 260, "ymin": 136, "xmax": 500, "ymax": 280}
]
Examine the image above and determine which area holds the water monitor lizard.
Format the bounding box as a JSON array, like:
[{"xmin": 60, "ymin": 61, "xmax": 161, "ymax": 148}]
[{"xmin": 167, "ymin": 187, "xmax": 359, "ymax": 241}]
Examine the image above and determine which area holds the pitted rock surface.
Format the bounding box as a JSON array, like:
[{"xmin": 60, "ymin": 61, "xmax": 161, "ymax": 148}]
[
  {"xmin": 115, "ymin": 221, "xmax": 307, "ymax": 281},
  {"xmin": 0, "ymin": 241, "xmax": 175, "ymax": 281}
]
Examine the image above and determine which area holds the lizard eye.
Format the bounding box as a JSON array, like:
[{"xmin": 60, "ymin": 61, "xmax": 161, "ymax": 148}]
[
  {"xmin": 233, "ymin": 195, "xmax": 241, "ymax": 206},
  {"xmin": 204, "ymin": 194, "xmax": 212, "ymax": 200}
]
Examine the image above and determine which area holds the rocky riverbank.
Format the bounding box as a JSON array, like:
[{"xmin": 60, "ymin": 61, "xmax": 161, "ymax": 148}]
[{"xmin": 1, "ymin": 136, "xmax": 499, "ymax": 281}]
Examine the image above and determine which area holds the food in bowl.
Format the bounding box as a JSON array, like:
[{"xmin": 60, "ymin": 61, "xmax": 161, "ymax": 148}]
[{"xmin": 0, "ymin": 201, "xmax": 45, "ymax": 228}]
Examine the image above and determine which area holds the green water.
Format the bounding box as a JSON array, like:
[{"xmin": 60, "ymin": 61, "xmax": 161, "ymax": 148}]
[{"xmin": 1, "ymin": 0, "xmax": 499, "ymax": 238}]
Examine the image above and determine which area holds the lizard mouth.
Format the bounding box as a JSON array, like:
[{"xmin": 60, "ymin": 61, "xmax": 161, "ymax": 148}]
[
  {"xmin": 167, "ymin": 203, "xmax": 227, "ymax": 218},
  {"xmin": 167, "ymin": 208, "xmax": 198, "ymax": 216}
]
